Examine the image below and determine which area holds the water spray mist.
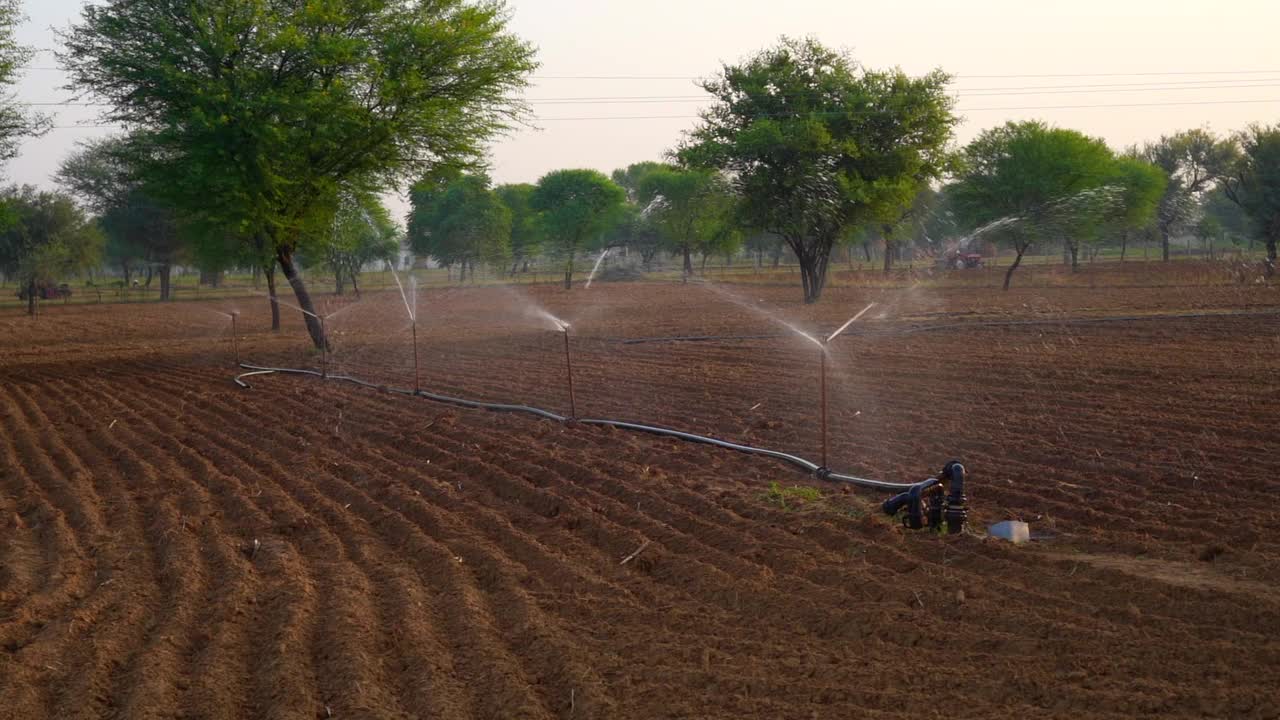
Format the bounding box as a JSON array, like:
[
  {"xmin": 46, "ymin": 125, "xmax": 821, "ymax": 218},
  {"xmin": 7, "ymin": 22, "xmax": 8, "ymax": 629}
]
[{"xmin": 817, "ymin": 303, "xmax": 876, "ymax": 469}]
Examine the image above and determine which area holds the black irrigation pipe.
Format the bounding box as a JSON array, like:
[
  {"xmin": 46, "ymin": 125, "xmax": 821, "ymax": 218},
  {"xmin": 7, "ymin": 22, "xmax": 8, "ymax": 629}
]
[
  {"xmin": 234, "ymin": 362, "xmax": 926, "ymax": 493},
  {"xmin": 615, "ymin": 307, "xmax": 1280, "ymax": 345}
]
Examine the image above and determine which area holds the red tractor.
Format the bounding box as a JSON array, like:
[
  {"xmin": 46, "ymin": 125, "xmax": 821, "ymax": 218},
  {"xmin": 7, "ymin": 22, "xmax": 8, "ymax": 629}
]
[
  {"xmin": 16, "ymin": 283, "xmax": 73, "ymax": 301},
  {"xmin": 940, "ymin": 252, "xmax": 984, "ymax": 270}
]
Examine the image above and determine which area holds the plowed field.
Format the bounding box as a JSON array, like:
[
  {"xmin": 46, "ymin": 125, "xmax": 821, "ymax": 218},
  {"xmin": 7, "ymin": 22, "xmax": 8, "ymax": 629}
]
[{"xmin": 2, "ymin": 280, "xmax": 1279, "ymax": 719}]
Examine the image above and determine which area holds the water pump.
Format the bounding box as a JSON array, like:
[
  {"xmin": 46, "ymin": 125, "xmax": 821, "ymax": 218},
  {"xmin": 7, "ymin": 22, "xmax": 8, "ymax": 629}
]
[{"xmin": 882, "ymin": 461, "xmax": 968, "ymax": 533}]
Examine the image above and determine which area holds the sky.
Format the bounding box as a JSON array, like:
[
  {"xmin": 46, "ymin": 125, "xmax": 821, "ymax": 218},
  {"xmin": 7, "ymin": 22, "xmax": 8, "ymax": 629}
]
[{"xmin": 8, "ymin": 0, "xmax": 1280, "ymax": 218}]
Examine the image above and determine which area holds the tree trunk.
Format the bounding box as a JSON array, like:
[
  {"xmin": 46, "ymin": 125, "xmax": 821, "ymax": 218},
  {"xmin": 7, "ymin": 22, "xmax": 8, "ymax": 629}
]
[
  {"xmin": 883, "ymin": 240, "xmax": 894, "ymax": 274},
  {"xmin": 335, "ymin": 271, "xmax": 345, "ymax": 295},
  {"xmin": 700, "ymin": 253, "xmax": 708, "ymax": 274},
  {"xmin": 252, "ymin": 263, "xmax": 261, "ymax": 289},
  {"xmin": 351, "ymin": 273, "xmax": 360, "ymax": 298},
  {"xmin": 1069, "ymin": 244, "xmax": 1079, "ymax": 272},
  {"xmin": 1120, "ymin": 231, "xmax": 1128, "ymax": 262},
  {"xmin": 1266, "ymin": 239, "xmax": 1278, "ymax": 277},
  {"xmin": 793, "ymin": 240, "xmax": 831, "ymax": 304},
  {"xmin": 265, "ymin": 264, "xmax": 280, "ymax": 331},
  {"xmin": 121, "ymin": 263, "xmax": 131, "ymax": 288},
  {"xmin": 563, "ymin": 253, "xmax": 575, "ymax": 290},
  {"xmin": 277, "ymin": 246, "xmax": 328, "ymax": 350},
  {"xmin": 682, "ymin": 247, "xmax": 693, "ymax": 281},
  {"xmin": 144, "ymin": 265, "xmax": 153, "ymax": 287},
  {"xmin": 159, "ymin": 264, "xmax": 172, "ymax": 301},
  {"xmin": 27, "ymin": 278, "xmax": 35, "ymax": 316},
  {"xmin": 1003, "ymin": 247, "xmax": 1026, "ymax": 291},
  {"xmin": 1161, "ymin": 228, "xmax": 1171, "ymax": 262}
]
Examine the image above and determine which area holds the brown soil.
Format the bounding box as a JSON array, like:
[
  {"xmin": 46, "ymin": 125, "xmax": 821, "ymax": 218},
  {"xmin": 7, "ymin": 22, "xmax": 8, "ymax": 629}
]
[{"xmin": 2, "ymin": 279, "xmax": 1279, "ymax": 719}]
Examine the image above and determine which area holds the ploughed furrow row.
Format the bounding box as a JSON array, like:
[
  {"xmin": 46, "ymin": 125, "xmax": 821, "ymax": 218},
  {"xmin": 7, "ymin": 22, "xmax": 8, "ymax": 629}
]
[
  {"xmin": 138, "ymin": 371, "xmax": 561, "ymax": 720},
  {"xmin": 18, "ymin": 377, "xmax": 181, "ymax": 720},
  {"xmin": 51, "ymin": 375, "xmax": 238, "ymax": 720},
  {"xmin": 112, "ymin": 378, "xmax": 414, "ymax": 720},
  {"xmin": 185, "ymin": 372, "xmax": 619, "ymax": 718},
  {"xmin": 1, "ymin": 380, "xmax": 156, "ymax": 720},
  {"xmin": 0, "ymin": 380, "xmax": 100, "ymax": 715},
  {"xmin": 66, "ymin": 375, "xmax": 261, "ymax": 720}
]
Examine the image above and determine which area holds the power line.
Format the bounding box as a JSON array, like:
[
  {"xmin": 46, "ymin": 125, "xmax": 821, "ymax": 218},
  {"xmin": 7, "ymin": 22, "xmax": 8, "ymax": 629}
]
[{"xmin": 531, "ymin": 97, "xmax": 1280, "ymax": 121}]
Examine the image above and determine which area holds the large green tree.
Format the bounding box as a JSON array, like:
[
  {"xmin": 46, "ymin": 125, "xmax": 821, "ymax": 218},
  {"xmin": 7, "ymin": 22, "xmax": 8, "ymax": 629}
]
[
  {"xmin": 319, "ymin": 192, "xmax": 400, "ymax": 296},
  {"xmin": 62, "ymin": 0, "xmax": 536, "ymax": 348},
  {"xmin": 0, "ymin": 1, "xmax": 49, "ymax": 164},
  {"xmin": 0, "ymin": 186, "xmax": 103, "ymax": 315},
  {"xmin": 530, "ymin": 169, "xmax": 626, "ymax": 289},
  {"xmin": 677, "ymin": 37, "xmax": 957, "ymax": 303},
  {"xmin": 638, "ymin": 167, "xmax": 736, "ymax": 279},
  {"xmin": 494, "ymin": 183, "xmax": 543, "ymax": 274},
  {"xmin": 55, "ymin": 137, "xmax": 185, "ymax": 300},
  {"xmin": 411, "ymin": 174, "xmax": 511, "ymax": 281},
  {"xmin": 1222, "ymin": 124, "xmax": 1280, "ymax": 275},
  {"xmin": 949, "ymin": 121, "xmax": 1121, "ymax": 289},
  {"xmin": 1140, "ymin": 129, "xmax": 1236, "ymax": 262}
]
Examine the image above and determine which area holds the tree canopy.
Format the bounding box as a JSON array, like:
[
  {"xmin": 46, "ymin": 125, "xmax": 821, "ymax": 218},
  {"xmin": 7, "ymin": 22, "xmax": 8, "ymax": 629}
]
[
  {"xmin": 678, "ymin": 36, "xmax": 957, "ymax": 302},
  {"xmin": 1140, "ymin": 129, "xmax": 1237, "ymax": 261},
  {"xmin": 530, "ymin": 169, "xmax": 626, "ymax": 289},
  {"xmin": 1223, "ymin": 124, "xmax": 1280, "ymax": 274},
  {"xmin": 0, "ymin": 186, "xmax": 103, "ymax": 314},
  {"xmin": 949, "ymin": 121, "xmax": 1131, "ymax": 288},
  {"xmin": 638, "ymin": 167, "xmax": 737, "ymax": 279},
  {"xmin": 0, "ymin": 1, "xmax": 49, "ymax": 163},
  {"xmin": 61, "ymin": 0, "xmax": 536, "ymax": 345},
  {"xmin": 411, "ymin": 174, "xmax": 512, "ymax": 281}
]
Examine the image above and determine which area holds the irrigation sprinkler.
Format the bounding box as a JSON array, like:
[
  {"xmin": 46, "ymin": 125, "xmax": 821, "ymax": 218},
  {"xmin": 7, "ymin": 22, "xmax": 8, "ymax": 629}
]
[
  {"xmin": 230, "ymin": 312, "xmax": 240, "ymax": 367},
  {"xmin": 411, "ymin": 313, "xmax": 421, "ymax": 393},
  {"xmin": 817, "ymin": 303, "xmax": 876, "ymax": 471},
  {"xmin": 320, "ymin": 314, "xmax": 329, "ymax": 380},
  {"xmin": 562, "ymin": 324, "xmax": 577, "ymax": 420}
]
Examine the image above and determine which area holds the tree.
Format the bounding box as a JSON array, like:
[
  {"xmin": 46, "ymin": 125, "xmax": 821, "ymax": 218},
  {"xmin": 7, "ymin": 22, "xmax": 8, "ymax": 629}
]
[
  {"xmin": 949, "ymin": 121, "xmax": 1119, "ymax": 289},
  {"xmin": 1222, "ymin": 124, "xmax": 1280, "ymax": 275},
  {"xmin": 56, "ymin": 137, "xmax": 185, "ymax": 300},
  {"xmin": 530, "ymin": 169, "xmax": 626, "ymax": 289},
  {"xmin": 412, "ymin": 174, "xmax": 511, "ymax": 281},
  {"xmin": 1140, "ymin": 129, "xmax": 1236, "ymax": 262},
  {"xmin": 0, "ymin": 1, "xmax": 50, "ymax": 163},
  {"xmin": 1097, "ymin": 156, "xmax": 1166, "ymax": 262},
  {"xmin": 0, "ymin": 187, "xmax": 103, "ymax": 315},
  {"xmin": 62, "ymin": 0, "xmax": 536, "ymax": 349},
  {"xmin": 611, "ymin": 161, "xmax": 671, "ymax": 203},
  {"xmin": 322, "ymin": 193, "xmax": 400, "ymax": 296},
  {"xmin": 638, "ymin": 167, "xmax": 736, "ymax": 279},
  {"xmin": 678, "ymin": 37, "xmax": 957, "ymax": 303},
  {"xmin": 494, "ymin": 183, "xmax": 543, "ymax": 274}
]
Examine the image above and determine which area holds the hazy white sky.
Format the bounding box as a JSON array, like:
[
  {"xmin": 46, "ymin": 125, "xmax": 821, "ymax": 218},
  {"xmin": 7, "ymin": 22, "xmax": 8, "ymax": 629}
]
[{"xmin": 9, "ymin": 0, "xmax": 1280, "ymax": 217}]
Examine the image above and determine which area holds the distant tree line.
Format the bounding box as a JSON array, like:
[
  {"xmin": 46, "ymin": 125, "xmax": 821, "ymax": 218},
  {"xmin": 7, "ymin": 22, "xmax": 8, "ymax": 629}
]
[{"xmin": 1, "ymin": 6, "xmax": 1277, "ymax": 319}]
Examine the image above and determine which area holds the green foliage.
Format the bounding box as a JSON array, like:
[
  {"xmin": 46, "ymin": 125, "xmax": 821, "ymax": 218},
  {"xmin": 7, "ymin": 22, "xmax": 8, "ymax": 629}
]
[
  {"xmin": 762, "ymin": 482, "xmax": 823, "ymax": 510},
  {"xmin": 56, "ymin": 136, "xmax": 185, "ymax": 289},
  {"xmin": 0, "ymin": 1, "xmax": 49, "ymax": 163},
  {"xmin": 1223, "ymin": 124, "xmax": 1280, "ymax": 270},
  {"xmin": 494, "ymin": 183, "xmax": 543, "ymax": 269},
  {"xmin": 530, "ymin": 169, "xmax": 626, "ymax": 287},
  {"xmin": 62, "ymin": 0, "xmax": 536, "ymax": 343},
  {"xmin": 638, "ymin": 167, "xmax": 738, "ymax": 276},
  {"xmin": 0, "ymin": 187, "xmax": 103, "ymax": 308},
  {"xmin": 1140, "ymin": 129, "xmax": 1237, "ymax": 256},
  {"xmin": 412, "ymin": 174, "xmax": 512, "ymax": 277},
  {"xmin": 949, "ymin": 121, "xmax": 1124, "ymax": 284},
  {"xmin": 319, "ymin": 192, "xmax": 400, "ymax": 294},
  {"xmin": 611, "ymin": 161, "xmax": 672, "ymax": 203},
  {"xmin": 678, "ymin": 36, "xmax": 958, "ymax": 302}
]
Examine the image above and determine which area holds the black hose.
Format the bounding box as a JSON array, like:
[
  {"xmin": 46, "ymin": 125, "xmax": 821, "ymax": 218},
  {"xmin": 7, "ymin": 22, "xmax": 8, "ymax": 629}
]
[{"xmin": 234, "ymin": 363, "xmax": 931, "ymax": 493}]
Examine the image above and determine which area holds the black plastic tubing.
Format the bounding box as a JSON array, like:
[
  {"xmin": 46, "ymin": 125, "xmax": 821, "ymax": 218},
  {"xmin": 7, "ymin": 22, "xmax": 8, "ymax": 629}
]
[{"xmin": 235, "ymin": 363, "xmax": 932, "ymax": 493}]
